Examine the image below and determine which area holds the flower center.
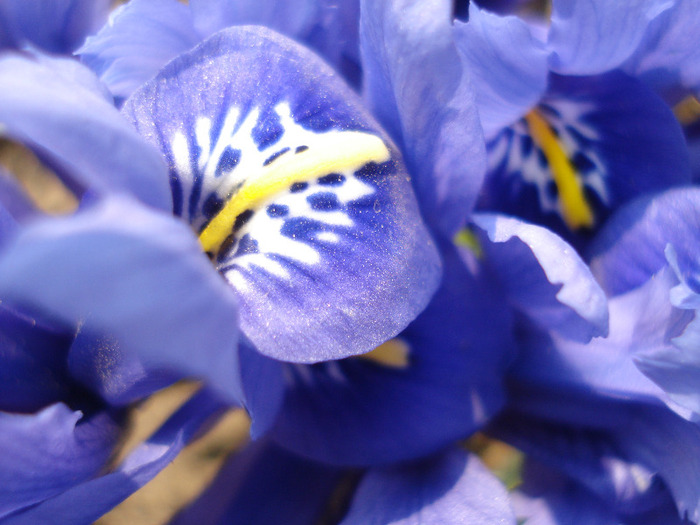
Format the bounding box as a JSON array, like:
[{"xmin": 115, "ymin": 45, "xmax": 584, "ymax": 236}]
[{"xmin": 198, "ymin": 130, "xmax": 390, "ymax": 255}]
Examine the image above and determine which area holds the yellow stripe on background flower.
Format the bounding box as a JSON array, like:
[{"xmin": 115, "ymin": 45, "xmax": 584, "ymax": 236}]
[
  {"xmin": 358, "ymin": 338, "xmax": 410, "ymax": 368},
  {"xmin": 524, "ymin": 110, "xmax": 594, "ymax": 230},
  {"xmin": 199, "ymin": 131, "xmax": 390, "ymax": 254}
]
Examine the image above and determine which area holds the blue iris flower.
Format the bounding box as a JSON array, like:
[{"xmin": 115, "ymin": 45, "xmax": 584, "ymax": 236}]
[
  {"xmin": 451, "ymin": 1, "xmax": 691, "ymax": 247},
  {"xmin": 358, "ymin": 0, "xmax": 700, "ymax": 522},
  {"xmin": 0, "ymin": 2, "xmax": 446, "ymax": 519},
  {"xmin": 75, "ymin": 0, "xmax": 510, "ymax": 473}
]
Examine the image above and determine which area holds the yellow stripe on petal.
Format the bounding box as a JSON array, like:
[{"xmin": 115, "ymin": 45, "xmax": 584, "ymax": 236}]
[
  {"xmin": 524, "ymin": 110, "xmax": 594, "ymax": 230},
  {"xmin": 199, "ymin": 130, "xmax": 390, "ymax": 253}
]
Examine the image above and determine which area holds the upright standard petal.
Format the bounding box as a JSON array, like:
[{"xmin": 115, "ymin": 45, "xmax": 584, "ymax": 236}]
[
  {"xmin": 0, "ymin": 0, "xmax": 110, "ymax": 53},
  {"xmin": 624, "ymin": 0, "xmax": 700, "ymax": 96},
  {"xmin": 548, "ymin": 0, "xmax": 674, "ymax": 75},
  {"xmin": 473, "ymin": 213, "xmax": 609, "ymax": 342},
  {"xmin": 340, "ymin": 449, "xmax": 516, "ymax": 525},
  {"xmin": 0, "ymin": 195, "xmax": 241, "ymax": 404},
  {"xmin": 453, "ymin": 3, "xmax": 548, "ymax": 138},
  {"xmin": 122, "ymin": 26, "xmax": 441, "ymax": 363},
  {"xmin": 360, "ymin": 0, "xmax": 487, "ymax": 237},
  {"xmin": 0, "ymin": 53, "xmax": 171, "ymax": 211},
  {"xmin": 78, "ymin": 0, "xmax": 201, "ymax": 101}
]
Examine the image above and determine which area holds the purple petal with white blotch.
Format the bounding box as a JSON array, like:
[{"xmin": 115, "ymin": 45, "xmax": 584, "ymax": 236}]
[
  {"xmin": 480, "ymin": 71, "xmax": 689, "ymax": 245},
  {"xmin": 270, "ymin": 240, "xmax": 512, "ymax": 465},
  {"xmin": 0, "ymin": 53, "xmax": 171, "ymax": 210},
  {"xmin": 172, "ymin": 439, "xmax": 341, "ymax": 525},
  {"xmin": 548, "ymin": 0, "xmax": 674, "ymax": 75},
  {"xmin": 0, "ymin": 195, "xmax": 241, "ymax": 404},
  {"xmin": 340, "ymin": 449, "xmax": 516, "ymax": 525},
  {"xmin": 473, "ymin": 213, "xmax": 608, "ymax": 342},
  {"xmin": 360, "ymin": 0, "xmax": 487, "ymax": 237},
  {"xmin": 4, "ymin": 390, "xmax": 224, "ymax": 524},
  {"xmin": 78, "ymin": 0, "xmax": 201, "ymax": 101},
  {"xmin": 122, "ymin": 26, "xmax": 441, "ymax": 363},
  {"xmin": 453, "ymin": 3, "xmax": 548, "ymax": 138},
  {"xmin": 0, "ymin": 0, "xmax": 110, "ymax": 53},
  {"xmin": 0, "ymin": 404, "xmax": 119, "ymax": 519}
]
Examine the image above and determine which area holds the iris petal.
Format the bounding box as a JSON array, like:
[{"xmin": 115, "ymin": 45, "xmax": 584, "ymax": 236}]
[
  {"xmin": 0, "ymin": 53, "xmax": 171, "ymax": 211},
  {"xmin": 453, "ymin": 3, "xmax": 548, "ymax": 138},
  {"xmin": 548, "ymin": 0, "xmax": 674, "ymax": 75},
  {"xmin": 4, "ymin": 390, "xmax": 224, "ymax": 524},
  {"xmin": 0, "ymin": 195, "xmax": 241, "ymax": 404},
  {"xmin": 360, "ymin": 0, "xmax": 487, "ymax": 237},
  {"xmin": 270, "ymin": 241, "xmax": 513, "ymax": 465},
  {"xmin": 473, "ymin": 213, "xmax": 609, "ymax": 342},
  {"xmin": 0, "ymin": 404, "xmax": 119, "ymax": 519},
  {"xmin": 340, "ymin": 449, "xmax": 516, "ymax": 525},
  {"xmin": 122, "ymin": 25, "xmax": 441, "ymax": 363},
  {"xmin": 0, "ymin": 0, "xmax": 110, "ymax": 53}
]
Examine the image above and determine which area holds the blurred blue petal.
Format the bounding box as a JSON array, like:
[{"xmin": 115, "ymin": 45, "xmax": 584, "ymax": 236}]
[
  {"xmin": 0, "ymin": 305, "xmax": 75, "ymax": 413},
  {"xmin": 0, "ymin": 53, "xmax": 171, "ymax": 211},
  {"xmin": 548, "ymin": 0, "xmax": 674, "ymax": 75},
  {"xmin": 340, "ymin": 449, "xmax": 516, "ymax": 524},
  {"xmin": 632, "ymin": 247, "xmax": 700, "ymax": 419},
  {"xmin": 501, "ymin": 378, "xmax": 700, "ymax": 521},
  {"xmin": 453, "ymin": 3, "xmax": 548, "ymax": 138},
  {"xmin": 360, "ymin": 0, "xmax": 487, "ymax": 237},
  {"xmin": 238, "ymin": 338, "xmax": 285, "ymax": 439},
  {"xmin": 80, "ymin": 0, "xmax": 362, "ymax": 100},
  {"xmin": 625, "ymin": 0, "xmax": 700, "ymax": 96},
  {"xmin": 0, "ymin": 404, "xmax": 119, "ymax": 519},
  {"xmin": 79, "ymin": 0, "xmax": 200, "ymax": 101},
  {"xmin": 589, "ymin": 188, "xmax": 700, "ymax": 297},
  {"xmin": 270, "ymin": 241, "xmax": 513, "ymax": 465},
  {"xmin": 173, "ymin": 439, "xmax": 341, "ymax": 525},
  {"xmin": 123, "ymin": 25, "xmax": 441, "ymax": 363},
  {"xmin": 191, "ymin": 0, "xmax": 362, "ymax": 85},
  {"xmin": 473, "ymin": 213, "xmax": 608, "ymax": 342},
  {"xmin": 511, "ymin": 460, "xmax": 690, "ymax": 525},
  {"xmin": 0, "ymin": 0, "xmax": 110, "ymax": 53},
  {"xmin": 0, "ymin": 195, "xmax": 242, "ymax": 404},
  {"xmin": 4, "ymin": 390, "xmax": 224, "ymax": 524},
  {"xmin": 508, "ymin": 272, "xmax": 674, "ymax": 409}
]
